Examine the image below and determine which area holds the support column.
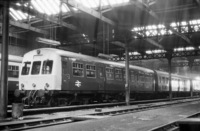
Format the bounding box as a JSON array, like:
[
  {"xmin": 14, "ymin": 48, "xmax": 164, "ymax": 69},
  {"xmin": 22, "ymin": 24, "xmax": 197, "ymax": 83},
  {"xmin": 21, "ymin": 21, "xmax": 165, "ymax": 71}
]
[
  {"xmin": 0, "ymin": 0, "xmax": 9, "ymax": 119},
  {"xmin": 166, "ymin": 52, "xmax": 172, "ymax": 101},
  {"xmin": 188, "ymin": 58, "xmax": 194, "ymax": 97},
  {"xmin": 125, "ymin": 43, "xmax": 130, "ymax": 105}
]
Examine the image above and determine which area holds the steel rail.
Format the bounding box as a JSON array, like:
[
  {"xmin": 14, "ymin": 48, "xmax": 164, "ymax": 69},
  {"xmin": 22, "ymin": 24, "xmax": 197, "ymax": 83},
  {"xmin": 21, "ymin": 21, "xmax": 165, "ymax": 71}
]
[
  {"xmin": 149, "ymin": 112, "xmax": 200, "ymax": 131},
  {"xmin": 7, "ymin": 96, "xmax": 198, "ymax": 116},
  {"xmin": 1, "ymin": 97, "xmax": 200, "ymax": 131}
]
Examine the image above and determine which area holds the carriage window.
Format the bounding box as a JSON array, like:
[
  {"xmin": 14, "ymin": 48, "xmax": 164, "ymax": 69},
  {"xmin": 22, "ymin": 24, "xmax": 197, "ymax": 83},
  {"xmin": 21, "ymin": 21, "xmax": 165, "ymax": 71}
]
[
  {"xmin": 106, "ymin": 67, "xmax": 114, "ymax": 80},
  {"xmin": 8, "ymin": 65, "xmax": 19, "ymax": 78},
  {"xmin": 42, "ymin": 60, "xmax": 53, "ymax": 74},
  {"xmin": 21, "ymin": 62, "xmax": 31, "ymax": 75},
  {"xmin": 73, "ymin": 62, "xmax": 84, "ymax": 77},
  {"xmin": 86, "ymin": 65, "xmax": 96, "ymax": 78},
  {"xmin": 115, "ymin": 68, "xmax": 122, "ymax": 80},
  {"xmin": 130, "ymin": 71, "xmax": 135, "ymax": 82},
  {"xmin": 31, "ymin": 61, "xmax": 41, "ymax": 75}
]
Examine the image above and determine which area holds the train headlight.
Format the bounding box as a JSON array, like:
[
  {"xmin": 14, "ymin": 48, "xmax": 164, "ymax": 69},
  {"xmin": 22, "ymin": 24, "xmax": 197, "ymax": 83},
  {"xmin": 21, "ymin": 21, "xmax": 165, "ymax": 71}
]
[
  {"xmin": 32, "ymin": 83, "xmax": 36, "ymax": 88},
  {"xmin": 46, "ymin": 83, "xmax": 49, "ymax": 87},
  {"xmin": 21, "ymin": 84, "xmax": 25, "ymax": 90}
]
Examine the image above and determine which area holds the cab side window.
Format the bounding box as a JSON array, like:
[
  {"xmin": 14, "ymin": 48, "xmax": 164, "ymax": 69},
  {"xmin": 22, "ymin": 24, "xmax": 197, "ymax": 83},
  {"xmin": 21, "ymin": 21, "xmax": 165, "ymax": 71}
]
[
  {"xmin": 21, "ymin": 62, "xmax": 31, "ymax": 75},
  {"xmin": 42, "ymin": 60, "xmax": 53, "ymax": 74}
]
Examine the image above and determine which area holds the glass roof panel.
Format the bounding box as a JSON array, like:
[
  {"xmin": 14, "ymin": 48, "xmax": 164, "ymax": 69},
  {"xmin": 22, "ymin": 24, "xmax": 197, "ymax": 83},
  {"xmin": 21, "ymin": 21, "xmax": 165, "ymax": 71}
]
[
  {"xmin": 10, "ymin": 7, "xmax": 35, "ymax": 21},
  {"xmin": 31, "ymin": 0, "xmax": 70, "ymax": 15},
  {"xmin": 75, "ymin": 0, "xmax": 129, "ymax": 8},
  {"xmin": 10, "ymin": 0, "xmax": 74, "ymax": 21}
]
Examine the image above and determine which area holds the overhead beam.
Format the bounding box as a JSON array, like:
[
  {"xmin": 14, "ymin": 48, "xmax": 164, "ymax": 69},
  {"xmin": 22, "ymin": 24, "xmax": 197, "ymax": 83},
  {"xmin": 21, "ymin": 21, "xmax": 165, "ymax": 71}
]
[
  {"xmin": 0, "ymin": 20, "xmax": 47, "ymax": 35},
  {"xmin": 132, "ymin": 0, "xmax": 194, "ymax": 46},
  {"xmin": 101, "ymin": 2, "xmax": 136, "ymax": 13},
  {"xmin": 111, "ymin": 41, "xmax": 126, "ymax": 48},
  {"xmin": 130, "ymin": 31, "xmax": 164, "ymax": 49},
  {"xmin": 112, "ymin": 49, "xmax": 200, "ymax": 61},
  {"xmin": 145, "ymin": 38, "xmax": 164, "ymax": 48},
  {"xmin": 194, "ymin": 0, "xmax": 200, "ymax": 5},
  {"xmin": 11, "ymin": 3, "xmax": 77, "ymax": 31},
  {"xmin": 65, "ymin": 0, "xmax": 163, "ymax": 51},
  {"xmin": 0, "ymin": 31, "xmax": 25, "ymax": 39},
  {"xmin": 9, "ymin": 20, "xmax": 48, "ymax": 35},
  {"xmin": 64, "ymin": 0, "xmax": 116, "ymax": 26},
  {"xmin": 0, "ymin": 24, "xmax": 25, "ymax": 39},
  {"xmin": 84, "ymin": 43, "xmax": 102, "ymax": 50}
]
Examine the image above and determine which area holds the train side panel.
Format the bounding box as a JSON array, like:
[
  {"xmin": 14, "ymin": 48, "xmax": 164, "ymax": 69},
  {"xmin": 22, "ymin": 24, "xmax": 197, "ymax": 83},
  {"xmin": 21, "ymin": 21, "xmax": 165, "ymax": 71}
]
[{"xmin": 63, "ymin": 59, "xmax": 100, "ymax": 92}]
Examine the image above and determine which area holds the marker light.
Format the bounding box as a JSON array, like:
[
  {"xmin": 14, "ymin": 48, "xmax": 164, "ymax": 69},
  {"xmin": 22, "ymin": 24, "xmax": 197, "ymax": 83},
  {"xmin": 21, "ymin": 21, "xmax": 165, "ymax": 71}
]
[
  {"xmin": 32, "ymin": 83, "xmax": 36, "ymax": 87},
  {"xmin": 21, "ymin": 84, "xmax": 25, "ymax": 90},
  {"xmin": 44, "ymin": 83, "xmax": 49, "ymax": 91}
]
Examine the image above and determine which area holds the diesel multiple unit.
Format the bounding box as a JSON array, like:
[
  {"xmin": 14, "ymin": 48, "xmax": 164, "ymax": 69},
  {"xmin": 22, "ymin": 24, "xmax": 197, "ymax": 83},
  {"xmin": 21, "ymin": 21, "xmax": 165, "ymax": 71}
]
[{"xmin": 17, "ymin": 48, "xmax": 200, "ymax": 106}]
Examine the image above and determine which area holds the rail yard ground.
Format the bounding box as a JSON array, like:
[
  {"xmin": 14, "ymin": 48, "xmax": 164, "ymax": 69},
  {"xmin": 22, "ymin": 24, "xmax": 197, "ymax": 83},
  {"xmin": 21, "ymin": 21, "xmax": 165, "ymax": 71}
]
[{"xmin": 1, "ymin": 98, "xmax": 200, "ymax": 131}]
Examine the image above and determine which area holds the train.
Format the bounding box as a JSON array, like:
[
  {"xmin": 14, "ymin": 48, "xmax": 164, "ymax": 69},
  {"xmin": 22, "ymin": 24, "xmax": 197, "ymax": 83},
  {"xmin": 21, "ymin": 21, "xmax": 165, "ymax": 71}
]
[
  {"xmin": 15, "ymin": 48, "xmax": 200, "ymax": 106},
  {"xmin": 0, "ymin": 54, "xmax": 22, "ymax": 104}
]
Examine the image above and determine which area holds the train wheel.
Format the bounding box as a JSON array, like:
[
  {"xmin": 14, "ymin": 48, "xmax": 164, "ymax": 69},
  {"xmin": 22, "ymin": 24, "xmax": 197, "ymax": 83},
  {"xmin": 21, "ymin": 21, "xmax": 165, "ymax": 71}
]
[
  {"xmin": 48, "ymin": 97, "xmax": 58, "ymax": 107},
  {"xmin": 58, "ymin": 98, "xmax": 68, "ymax": 106}
]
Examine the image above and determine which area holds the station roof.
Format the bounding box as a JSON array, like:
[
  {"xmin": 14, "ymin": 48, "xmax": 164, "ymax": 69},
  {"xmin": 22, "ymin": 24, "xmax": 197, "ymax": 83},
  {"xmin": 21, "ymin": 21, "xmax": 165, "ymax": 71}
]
[{"xmin": 1, "ymin": 0, "xmax": 200, "ymax": 60}]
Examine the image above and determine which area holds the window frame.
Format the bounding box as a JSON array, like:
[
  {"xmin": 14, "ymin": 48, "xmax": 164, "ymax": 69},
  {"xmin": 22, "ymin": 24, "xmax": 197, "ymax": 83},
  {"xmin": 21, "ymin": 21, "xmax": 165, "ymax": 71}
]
[
  {"xmin": 42, "ymin": 60, "xmax": 53, "ymax": 75},
  {"xmin": 97, "ymin": 66, "xmax": 104, "ymax": 78},
  {"xmin": 21, "ymin": 61, "xmax": 31, "ymax": 75},
  {"xmin": 86, "ymin": 64, "xmax": 96, "ymax": 78},
  {"xmin": 8, "ymin": 65, "xmax": 19, "ymax": 78},
  {"xmin": 106, "ymin": 67, "xmax": 114, "ymax": 80},
  {"xmin": 114, "ymin": 68, "xmax": 122, "ymax": 81},
  {"xmin": 31, "ymin": 61, "xmax": 42, "ymax": 75},
  {"xmin": 72, "ymin": 62, "xmax": 84, "ymax": 77}
]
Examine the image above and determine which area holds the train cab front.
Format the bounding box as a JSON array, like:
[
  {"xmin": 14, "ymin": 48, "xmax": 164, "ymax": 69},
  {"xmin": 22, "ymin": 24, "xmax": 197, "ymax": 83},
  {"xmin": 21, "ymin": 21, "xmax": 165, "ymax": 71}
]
[{"xmin": 16, "ymin": 49, "xmax": 61, "ymax": 106}]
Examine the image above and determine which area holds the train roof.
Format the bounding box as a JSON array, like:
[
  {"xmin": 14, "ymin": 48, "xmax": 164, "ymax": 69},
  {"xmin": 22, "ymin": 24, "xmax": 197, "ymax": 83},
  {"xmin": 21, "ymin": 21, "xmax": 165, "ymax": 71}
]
[
  {"xmin": 0, "ymin": 54, "xmax": 23, "ymax": 63},
  {"xmin": 26, "ymin": 48, "xmax": 154, "ymax": 74},
  {"xmin": 155, "ymin": 70, "xmax": 190, "ymax": 79}
]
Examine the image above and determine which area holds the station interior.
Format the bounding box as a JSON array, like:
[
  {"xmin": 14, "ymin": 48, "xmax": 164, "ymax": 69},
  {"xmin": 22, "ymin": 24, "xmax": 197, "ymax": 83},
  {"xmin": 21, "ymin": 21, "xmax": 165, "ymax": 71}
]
[
  {"xmin": 1, "ymin": 0, "xmax": 200, "ymax": 77},
  {"xmin": 1, "ymin": 0, "xmax": 200, "ymax": 131}
]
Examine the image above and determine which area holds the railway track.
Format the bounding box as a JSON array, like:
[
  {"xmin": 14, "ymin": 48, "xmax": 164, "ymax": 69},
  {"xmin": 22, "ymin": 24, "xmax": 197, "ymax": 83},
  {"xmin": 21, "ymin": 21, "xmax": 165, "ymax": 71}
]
[
  {"xmin": 7, "ymin": 96, "xmax": 198, "ymax": 116},
  {"xmin": 1, "ymin": 97, "xmax": 200, "ymax": 131},
  {"xmin": 149, "ymin": 112, "xmax": 200, "ymax": 131}
]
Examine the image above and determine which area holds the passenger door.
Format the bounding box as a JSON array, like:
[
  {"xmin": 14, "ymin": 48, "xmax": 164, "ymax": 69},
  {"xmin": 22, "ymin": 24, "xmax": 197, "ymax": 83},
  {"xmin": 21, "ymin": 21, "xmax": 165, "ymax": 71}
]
[
  {"xmin": 61, "ymin": 59, "xmax": 70, "ymax": 90},
  {"xmin": 97, "ymin": 66, "xmax": 105, "ymax": 91}
]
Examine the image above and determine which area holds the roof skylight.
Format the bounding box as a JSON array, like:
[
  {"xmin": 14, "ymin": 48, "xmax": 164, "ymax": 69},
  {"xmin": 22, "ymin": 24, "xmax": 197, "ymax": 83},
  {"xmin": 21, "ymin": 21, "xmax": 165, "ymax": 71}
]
[
  {"xmin": 75, "ymin": 0, "xmax": 130, "ymax": 8},
  {"xmin": 10, "ymin": 0, "xmax": 75, "ymax": 21},
  {"xmin": 10, "ymin": 7, "xmax": 35, "ymax": 21},
  {"xmin": 31, "ymin": 0, "xmax": 69, "ymax": 15},
  {"xmin": 10, "ymin": 0, "xmax": 130, "ymax": 21}
]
